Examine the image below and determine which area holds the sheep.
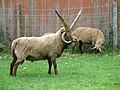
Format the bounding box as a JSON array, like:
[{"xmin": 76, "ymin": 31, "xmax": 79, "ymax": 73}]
[
  {"xmin": 71, "ymin": 27, "xmax": 105, "ymax": 54},
  {"xmin": 10, "ymin": 9, "xmax": 82, "ymax": 76}
]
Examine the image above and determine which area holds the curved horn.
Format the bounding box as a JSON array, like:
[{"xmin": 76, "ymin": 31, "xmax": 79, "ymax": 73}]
[
  {"xmin": 91, "ymin": 46, "xmax": 96, "ymax": 50},
  {"xmin": 55, "ymin": 10, "xmax": 70, "ymax": 31},
  {"xmin": 62, "ymin": 32, "xmax": 71, "ymax": 44},
  {"xmin": 70, "ymin": 7, "xmax": 82, "ymax": 30},
  {"xmin": 99, "ymin": 48, "xmax": 102, "ymax": 52}
]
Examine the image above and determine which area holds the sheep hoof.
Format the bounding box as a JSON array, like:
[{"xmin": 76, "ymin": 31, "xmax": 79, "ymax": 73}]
[
  {"xmin": 55, "ymin": 72, "xmax": 58, "ymax": 75},
  {"xmin": 48, "ymin": 71, "xmax": 51, "ymax": 74},
  {"xmin": 10, "ymin": 74, "xmax": 13, "ymax": 76},
  {"xmin": 10, "ymin": 74, "xmax": 16, "ymax": 77},
  {"xmin": 29, "ymin": 60, "xmax": 33, "ymax": 62},
  {"xmin": 12, "ymin": 75, "xmax": 16, "ymax": 77},
  {"xmin": 10, "ymin": 72, "xmax": 13, "ymax": 76}
]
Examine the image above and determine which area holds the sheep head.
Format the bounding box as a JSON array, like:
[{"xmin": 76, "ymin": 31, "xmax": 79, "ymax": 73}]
[
  {"xmin": 55, "ymin": 8, "xmax": 82, "ymax": 44},
  {"xmin": 91, "ymin": 40, "xmax": 104, "ymax": 52}
]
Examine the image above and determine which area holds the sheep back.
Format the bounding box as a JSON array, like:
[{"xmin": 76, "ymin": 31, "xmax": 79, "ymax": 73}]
[
  {"xmin": 11, "ymin": 32, "xmax": 64, "ymax": 61},
  {"xmin": 72, "ymin": 27, "xmax": 105, "ymax": 45}
]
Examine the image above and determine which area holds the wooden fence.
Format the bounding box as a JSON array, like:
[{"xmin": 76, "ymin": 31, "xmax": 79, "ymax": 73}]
[{"xmin": 0, "ymin": 0, "xmax": 119, "ymax": 48}]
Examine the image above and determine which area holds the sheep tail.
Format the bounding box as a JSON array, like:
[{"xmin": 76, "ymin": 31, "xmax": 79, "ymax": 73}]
[
  {"xmin": 11, "ymin": 39, "xmax": 18, "ymax": 61},
  {"xmin": 11, "ymin": 39, "xmax": 18, "ymax": 51}
]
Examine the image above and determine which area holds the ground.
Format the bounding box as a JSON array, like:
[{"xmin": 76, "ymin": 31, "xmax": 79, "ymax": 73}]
[{"xmin": 0, "ymin": 49, "xmax": 120, "ymax": 90}]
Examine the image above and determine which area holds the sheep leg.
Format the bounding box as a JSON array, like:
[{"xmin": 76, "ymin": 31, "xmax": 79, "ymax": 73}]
[
  {"xmin": 53, "ymin": 60, "xmax": 58, "ymax": 75},
  {"xmin": 10, "ymin": 59, "xmax": 16, "ymax": 76},
  {"xmin": 72, "ymin": 43, "xmax": 77, "ymax": 53},
  {"xmin": 79, "ymin": 41, "xmax": 83, "ymax": 54},
  {"xmin": 50, "ymin": 57, "xmax": 58, "ymax": 75},
  {"xmin": 13, "ymin": 60, "xmax": 22, "ymax": 76},
  {"xmin": 53, "ymin": 60, "xmax": 58, "ymax": 74},
  {"xmin": 10, "ymin": 50, "xmax": 17, "ymax": 76},
  {"xmin": 48, "ymin": 60, "xmax": 52, "ymax": 74}
]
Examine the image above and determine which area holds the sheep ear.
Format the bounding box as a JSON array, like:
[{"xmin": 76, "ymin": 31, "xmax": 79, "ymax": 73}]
[{"xmin": 60, "ymin": 27, "xmax": 66, "ymax": 33}]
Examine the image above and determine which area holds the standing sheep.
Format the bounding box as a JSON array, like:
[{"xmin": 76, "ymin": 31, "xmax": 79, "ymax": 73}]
[
  {"xmin": 71, "ymin": 27, "xmax": 105, "ymax": 54},
  {"xmin": 10, "ymin": 9, "xmax": 82, "ymax": 76}
]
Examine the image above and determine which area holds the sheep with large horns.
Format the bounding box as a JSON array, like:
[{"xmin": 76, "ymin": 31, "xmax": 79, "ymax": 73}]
[
  {"xmin": 10, "ymin": 8, "xmax": 82, "ymax": 76},
  {"xmin": 71, "ymin": 27, "xmax": 105, "ymax": 54}
]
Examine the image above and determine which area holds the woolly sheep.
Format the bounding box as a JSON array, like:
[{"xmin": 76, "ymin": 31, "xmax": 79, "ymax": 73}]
[
  {"xmin": 10, "ymin": 9, "xmax": 82, "ymax": 76},
  {"xmin": 71, "ymin": 27, "xmax": 105, "ymax": 53}
]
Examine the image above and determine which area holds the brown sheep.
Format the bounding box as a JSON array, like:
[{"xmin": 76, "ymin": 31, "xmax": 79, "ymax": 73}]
[
  {"xmin": 71, "ymin": 27, "xmax": 105, "ymax": 54},
  {"xmin": 10, "ymin": 9, "xmax": 82, "ymax": 76}
]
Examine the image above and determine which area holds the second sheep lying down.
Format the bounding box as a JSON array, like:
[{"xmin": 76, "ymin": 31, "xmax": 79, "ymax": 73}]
[{"xmin": 71, "ymin": 27, "xmax": 105, "ymax": 54}]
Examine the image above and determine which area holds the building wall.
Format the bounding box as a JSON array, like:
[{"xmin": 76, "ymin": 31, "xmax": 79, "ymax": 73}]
[{"xmin": 0, "ymin": 0, "xmax": 118, "ymax": 47}]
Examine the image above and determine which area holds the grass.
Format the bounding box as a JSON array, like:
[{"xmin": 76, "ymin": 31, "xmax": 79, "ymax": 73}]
[{"xmin": 0, "ymin": 49, "xmax": 120, "ymax": 90}]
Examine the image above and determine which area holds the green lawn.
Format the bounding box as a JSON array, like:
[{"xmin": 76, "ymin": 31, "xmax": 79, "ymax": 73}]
[{"xmin": 0, "ymin": 50, "xmax": 120, "ymax": 90}]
